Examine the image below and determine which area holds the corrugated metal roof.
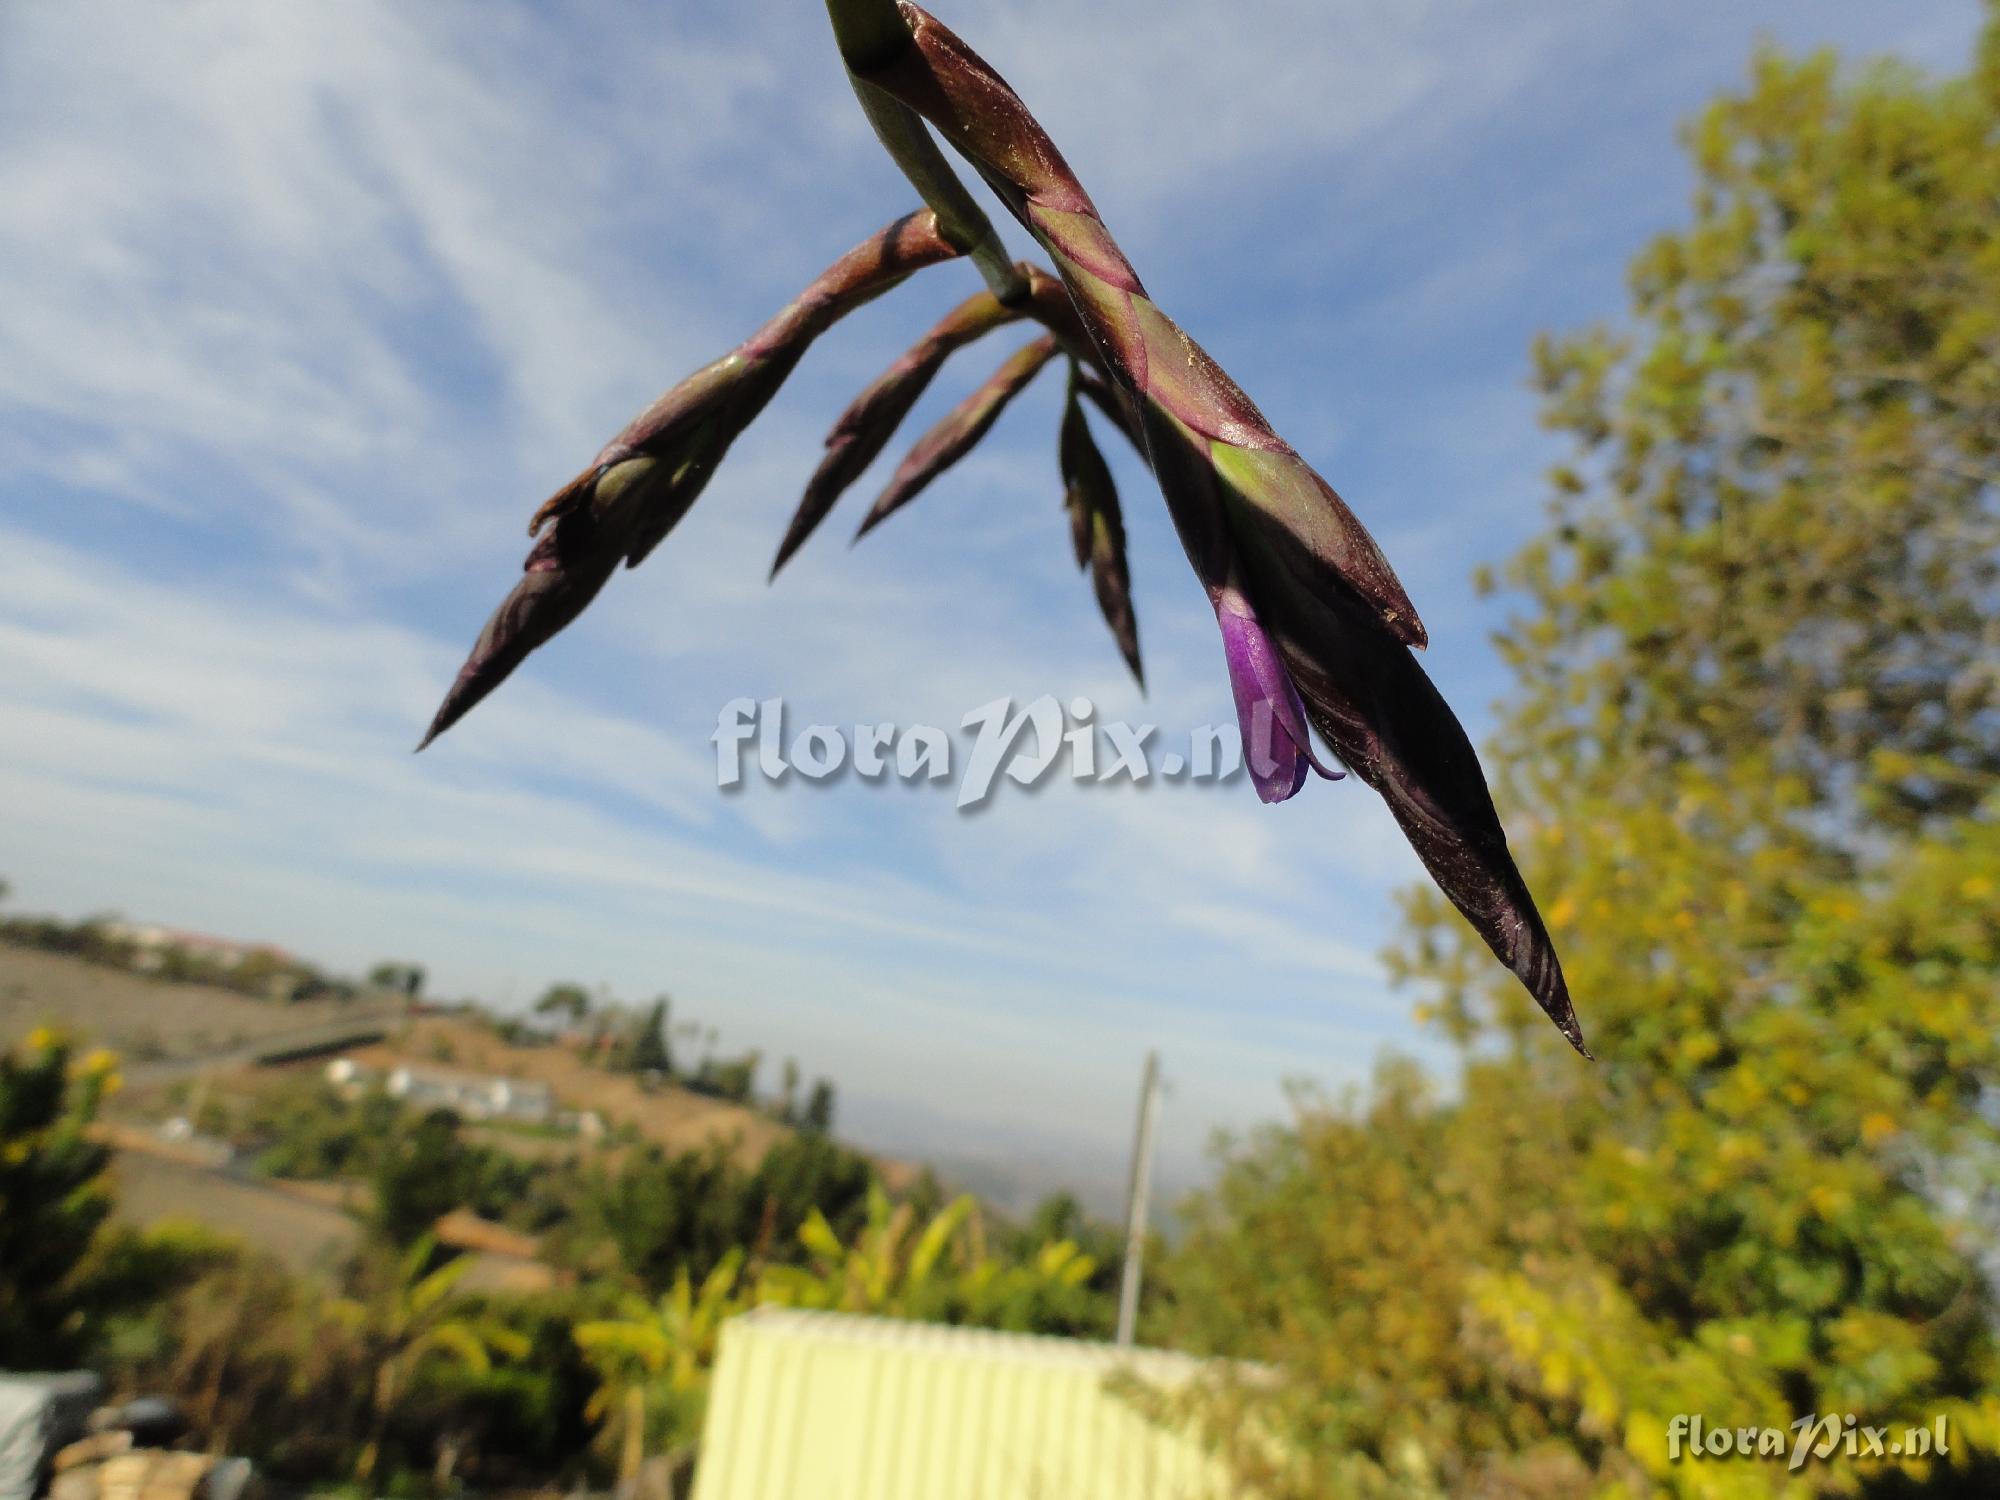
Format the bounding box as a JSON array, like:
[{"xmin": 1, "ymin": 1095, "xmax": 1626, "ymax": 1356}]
[{"xmin": 691, "ymin": 1309, "xmax": 1242, "ymax": 1500}]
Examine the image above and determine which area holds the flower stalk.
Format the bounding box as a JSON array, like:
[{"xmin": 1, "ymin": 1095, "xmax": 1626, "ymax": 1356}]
[
  {"xmin": 840, "ymin": 1, "xmax": 1587, "ymax": 1055},
  {"xmin": 828, "ymin": 0, "xmax": 1025, "ymax": 305},
  {"xmin": 423, "ymin": 2, "xmax": 1589, "ymax": 1056}
]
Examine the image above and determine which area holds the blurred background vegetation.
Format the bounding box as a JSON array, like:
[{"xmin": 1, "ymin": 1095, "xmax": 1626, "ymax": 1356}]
[
  {"xmin": 1158, "ymin": 8, "xmax": 2000, "ymax": 1496},
  {"xmin": 1, "ymin": 1029, "xmax": 1120, "ymax": 1493},
  {"xmin": 4, "ymin": 5, "xmax": 1998, "ymax": 1498}
]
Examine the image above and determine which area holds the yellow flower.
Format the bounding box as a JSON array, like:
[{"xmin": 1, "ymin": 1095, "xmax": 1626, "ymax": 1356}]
[
  {"xmin": 23, "ymin": 1026, "xmax": 60, "ymax": 1053},
  {"xmin": 1808, "ymin": 1184, "xmax": 1851, "ymax": 1218}
]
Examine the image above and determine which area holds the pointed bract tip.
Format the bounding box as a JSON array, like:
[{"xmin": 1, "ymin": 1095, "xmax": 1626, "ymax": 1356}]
[
  {"xmin": 772, "ymin": 470, "xmax": 850, "ymax": 581},
  {"xmin": 416, "ymin": 672, "xmax": 482, "ymax": 754},
  {"xmin": 1554, "ymin": 1009, "xmax": 1593, "ymax": 1060},
  {"xmin": 1525, "ymin": 957, "xmax": 1590, "ymax": 1058},
  {"xmin": 774, "ymin": 481, "xmax": 845, "ymax": 575}
]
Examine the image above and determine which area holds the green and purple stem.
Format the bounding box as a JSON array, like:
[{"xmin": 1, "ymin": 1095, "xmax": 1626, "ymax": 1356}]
[
  {"xmin": 841, "ymin": 1, "xmax": 1586, "ymax": 1053},
  {"xmin": 852, "ymin": 4, "xmax": 1424, "ymax": 647}
]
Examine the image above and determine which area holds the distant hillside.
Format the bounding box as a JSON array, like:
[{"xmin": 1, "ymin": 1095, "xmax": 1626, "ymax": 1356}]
[
  {"xmin": 0, "ymin": 943, "xmax": 390, "ymax": 1064},
  {"xmin": 340, "ymin": 1015, "xmax": 796, "ymax": 1167},
  {"xmin": 6, "ymin": 944, "xmax": 913, "ymax": 1194}
]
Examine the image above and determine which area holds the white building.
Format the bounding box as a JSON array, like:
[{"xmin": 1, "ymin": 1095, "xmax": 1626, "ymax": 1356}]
[
  {"xmin": 381, "ymin": 1064, "xmax": 555, "ymax": 1124},
  {"xmin": 325, "ymin": 1058, "xmax": 379, "ymax": 1091}
]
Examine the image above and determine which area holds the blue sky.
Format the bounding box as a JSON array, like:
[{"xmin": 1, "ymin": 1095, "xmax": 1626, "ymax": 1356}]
[{"xmin": 0, "ymin": 0, "xmax": 1983, "ymax": 1204}]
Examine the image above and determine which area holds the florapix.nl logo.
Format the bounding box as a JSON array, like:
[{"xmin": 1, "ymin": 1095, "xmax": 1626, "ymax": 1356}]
[
  {"xmin": 1666, "ymin": 1413, "xmax": 1950, "ymax": 1472},
  {"xmin": 712, "ymin": 695, "xmax": 1303, "ymax": 809}
]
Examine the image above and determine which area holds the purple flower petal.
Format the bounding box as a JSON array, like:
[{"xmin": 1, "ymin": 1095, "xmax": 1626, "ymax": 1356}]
[{"xmin": 1213, "ymin": 586, "xmax": 1341, "ymax": 803}]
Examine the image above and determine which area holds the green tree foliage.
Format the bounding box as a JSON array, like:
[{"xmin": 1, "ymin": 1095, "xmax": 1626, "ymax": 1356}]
[
  {"xmin": 570, "ymin": 1143, "xmax": 748, "ymax": 1290},
  {"xmin": 686, "ymin": 1049, "xmax": 761, "ymax": 1104},
  {"xmin": 227, "ymin": 1082, "xmax": 558, "ymax": 1235},
  {"xmin": 100, "ymin": 1224, "xmax": 597, "ymax": 1490},
  {"xmin": 534, "ymin": 982, "xmax": 593, "ymax": 1024},
  {"xmin": 758, "ymin": 1185, "xmax": 1101, "ymax": 1334},
  {"xmin": 574, "ymin": 1251, "xmax": 747, "ymax": 1483},
  {"xmin": 1164, "ymin": 13, "xmax": 2000, "ymax": 1497},
  {"xmin": 0, "ymin": 1031, "xmax": 118, "ymax": 1366},
  {"xmin": 239, "ymin": 1080, "xmax": 406, "ymax": 1179},
  {"xmin": 1004, "ymin": 1191, "xmax": 1122, "ymax": 1335},
  {"xmin": 778, "ymin": 1057, "xmax": 801, "ymax": 1124},
  {"xmin": 424, "ymin": 1290, "xmax": 602, "ymax": 1488},
  {"xmin": 371, "ymin": 1107, "xmax": 476, "ymax": 1248},
  {"xmin": 565, "ymin": 1132, "xmax": 876, "ymax": 1292},
  {"xmin": 0, "ymin": 1040, "xmax": 1108, "ymax": 1487},
  {"xmin": 622, "ymin": 996, "xmax": 674, "ymax": 1076},
  {"xmin": 366, "ymin": 962, "xmax": 426, "ymax": 999},
  {"xmin": 746, "ymin": 1131, "xmax": 875, "ymax": 1260},
  {"xmin": 329, "ymin": 1235, "xmax": 531, "ymax": 1483},
  {"xmin": 802, "ymin": 1077, "xmax": 837, "ymax": 1134}
]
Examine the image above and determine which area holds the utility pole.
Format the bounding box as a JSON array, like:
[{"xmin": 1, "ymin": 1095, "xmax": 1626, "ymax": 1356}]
[{"xmin": 1115, "ymin": 1049, "xmax": 1162, "ymax": 1346}]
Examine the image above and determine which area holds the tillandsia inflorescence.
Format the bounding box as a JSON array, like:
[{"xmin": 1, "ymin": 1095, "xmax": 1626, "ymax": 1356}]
[{"xmin": 421, "ymin": 0, "xmax": 1590, "ymax": 1057}]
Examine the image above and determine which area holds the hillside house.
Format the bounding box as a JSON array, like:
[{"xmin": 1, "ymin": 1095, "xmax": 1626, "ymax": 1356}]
[{"xmin": 381, "ymin": 1064, "xmax": 555, "ymax": 1124}]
